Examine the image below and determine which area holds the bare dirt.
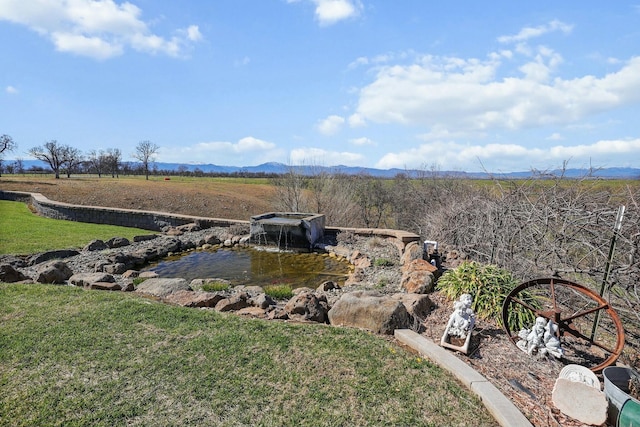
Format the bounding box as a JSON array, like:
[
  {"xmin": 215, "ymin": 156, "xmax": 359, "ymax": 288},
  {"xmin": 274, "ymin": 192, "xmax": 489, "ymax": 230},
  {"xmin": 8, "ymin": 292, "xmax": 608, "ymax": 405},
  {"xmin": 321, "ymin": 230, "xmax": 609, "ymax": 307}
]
[{"xmin": 0, "ymin": 176, "xmax": 610, "ymax": 426}]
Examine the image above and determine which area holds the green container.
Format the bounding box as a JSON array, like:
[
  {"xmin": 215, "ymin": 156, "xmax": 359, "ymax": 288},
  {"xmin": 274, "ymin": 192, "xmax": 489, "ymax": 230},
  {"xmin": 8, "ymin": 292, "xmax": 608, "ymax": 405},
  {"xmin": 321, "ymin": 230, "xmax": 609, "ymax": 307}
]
[
  {"xmin": 619, "ymin": 398, "xmax": 640, "ymax": 427},
  {"xmin": 603, "ymin": 367, "xmax": 640, "ymax": 427}
]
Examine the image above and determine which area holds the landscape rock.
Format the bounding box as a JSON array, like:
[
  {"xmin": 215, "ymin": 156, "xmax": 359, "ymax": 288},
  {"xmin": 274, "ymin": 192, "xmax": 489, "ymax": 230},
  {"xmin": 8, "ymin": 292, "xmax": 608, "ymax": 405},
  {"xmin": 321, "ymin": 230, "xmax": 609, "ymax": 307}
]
[
  {"xmin": 390, "ymin": 293, "xmax": 433, "ymax": 319},
  {"xmin": 284, "ymin": 292, "xmax": 329, "ymax": 323},
  {"xmin": 103, "ymin": 263, "xmax": 127, "ymax": 274},
  {"xmin": 0, "ymin": 264, "xmax": 30, "ymax": 283},
  {"xmin": 215, "ymin": 292, "xmax": 251, "ymax": 312},
  {"xmin": 237, "ymin": 307, "xmax": 268, "ymax": 318},
  {"xmin": 328, "ymin": 291, "xmax": 414, "ymax": 334},
  {"xmin": 106, "ymin": 237, "xmax": 130, "ymax": 248},
  {"xmin": 135, "ymin": 278, "xmax": 191, "ymax": 297},
  {"xmin": 400, "ymin": 241, "xmax": 423, "ymax": 266},
  {"xmin": 139, "ymin": 271, "xmax": 159, "ymax": 279},
  {"xmin": 29, "ymin": 249, "xmax": 80, "ymax": 266},
  {"xmin": 252, "ymin": 293, "xmax": 276, "ymax": 309},
  {"xmin": 551, "ymin": 378, "xmax": 607, "ymax": 425},
  {"xmin": 83, "ymin": 239, "xmax": 108, "ymax": 251},
  {"xmin": 87, "ymin": 282, "xmax": 122, "ymax": 291},
  {"xmin": 35, "ymin": 260, "xmax": 73, "ymax": 284},
  {"xmin": 400, "ymin": 259, "xmax": 437, "ymax": 294},
  {"xmin": 164, "ymin": 289, "xmax": 226, "ymax": 307},
  {"xmin": 317, "ymin": 281, "xmax": 340, "ymax": 292},
  {"xmin": 69, "ymin": 272, "xmax": 116, "ymax": 287},
  {"xmin": 133, "ymin": 234, "xmax": 158, "ymax": 243}
]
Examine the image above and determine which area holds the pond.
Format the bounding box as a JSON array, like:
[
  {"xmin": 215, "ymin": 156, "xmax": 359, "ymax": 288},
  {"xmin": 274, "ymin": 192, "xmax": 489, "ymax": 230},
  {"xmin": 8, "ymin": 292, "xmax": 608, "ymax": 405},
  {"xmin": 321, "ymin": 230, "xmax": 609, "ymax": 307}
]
[{"xmin": 142, "ymin": 246, "xmax": 352, "ymax": 289}]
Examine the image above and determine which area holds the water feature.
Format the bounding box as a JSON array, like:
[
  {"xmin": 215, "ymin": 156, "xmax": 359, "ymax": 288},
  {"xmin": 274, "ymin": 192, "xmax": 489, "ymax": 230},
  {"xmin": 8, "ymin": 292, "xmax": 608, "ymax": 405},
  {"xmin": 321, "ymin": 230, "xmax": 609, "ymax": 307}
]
[
  {"xmin": 250, "ymin": 212, "xmax": 325, "ymax": 249},
  {"xmin": 142, "ymin": 246, "xmax": 351, "ymax": 289}
]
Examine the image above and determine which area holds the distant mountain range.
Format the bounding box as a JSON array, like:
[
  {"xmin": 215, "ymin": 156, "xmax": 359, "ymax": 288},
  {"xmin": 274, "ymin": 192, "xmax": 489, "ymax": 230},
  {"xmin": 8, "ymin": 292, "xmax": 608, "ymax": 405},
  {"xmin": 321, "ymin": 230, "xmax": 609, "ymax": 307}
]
[{"xmin": 6, "ymin": 159, "xmax": 640, "ymax": 179}]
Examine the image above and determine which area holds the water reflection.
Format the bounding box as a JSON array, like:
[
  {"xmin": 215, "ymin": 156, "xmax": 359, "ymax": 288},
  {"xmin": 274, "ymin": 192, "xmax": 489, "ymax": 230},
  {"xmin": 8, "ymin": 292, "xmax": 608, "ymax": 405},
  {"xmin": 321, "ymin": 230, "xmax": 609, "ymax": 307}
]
[{"xmin": 144, "ymin": 246, "xmax": 351, "ymax": 289}]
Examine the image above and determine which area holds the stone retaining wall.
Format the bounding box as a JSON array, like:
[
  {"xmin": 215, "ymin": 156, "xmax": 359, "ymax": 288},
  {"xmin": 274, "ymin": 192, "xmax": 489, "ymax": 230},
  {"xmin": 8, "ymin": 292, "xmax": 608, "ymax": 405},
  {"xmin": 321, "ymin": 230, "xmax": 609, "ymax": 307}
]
[
  {"xmin": 0, "ymin": 190, "xmax": 248, "ymax": 231},
  {"xmin": 0, "ymin": 190, "xmax": 421, "ymax": 246}
]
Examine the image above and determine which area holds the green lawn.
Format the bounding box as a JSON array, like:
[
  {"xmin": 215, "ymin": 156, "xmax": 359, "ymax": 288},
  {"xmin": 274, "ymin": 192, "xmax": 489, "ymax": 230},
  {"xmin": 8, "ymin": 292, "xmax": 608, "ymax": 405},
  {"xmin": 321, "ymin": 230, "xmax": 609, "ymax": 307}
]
[
  {"xmin": 0, "ymin": 200, "xmax": 150, "ymax": 255},
  {"xmin": 0, "ymin": 283, "xmax": 496, "ymax": 427}
]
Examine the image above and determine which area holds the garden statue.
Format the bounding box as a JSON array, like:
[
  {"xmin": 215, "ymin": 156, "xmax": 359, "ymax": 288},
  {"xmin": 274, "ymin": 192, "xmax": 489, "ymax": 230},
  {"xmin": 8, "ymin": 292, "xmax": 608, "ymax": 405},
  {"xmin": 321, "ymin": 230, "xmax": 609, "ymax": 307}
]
[
  {"xmin": 516, "ymin": 316, "xmax": 563, "ymax": 359},
  {"xmin": 441, "ymin": 293, "xmax": 475, "ymax": 353}
]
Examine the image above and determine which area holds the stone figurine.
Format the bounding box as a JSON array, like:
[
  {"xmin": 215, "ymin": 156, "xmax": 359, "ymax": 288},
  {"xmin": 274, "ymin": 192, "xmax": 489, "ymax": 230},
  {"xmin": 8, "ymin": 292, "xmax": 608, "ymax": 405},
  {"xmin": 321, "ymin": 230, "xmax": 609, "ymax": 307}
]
[
  {"xmin": 441, "ymin": 294, "xmax": 476, "ymax": 353},
  {"xmin": 516, "ymin": 316, "xmax": 564, "ymax": 359}
]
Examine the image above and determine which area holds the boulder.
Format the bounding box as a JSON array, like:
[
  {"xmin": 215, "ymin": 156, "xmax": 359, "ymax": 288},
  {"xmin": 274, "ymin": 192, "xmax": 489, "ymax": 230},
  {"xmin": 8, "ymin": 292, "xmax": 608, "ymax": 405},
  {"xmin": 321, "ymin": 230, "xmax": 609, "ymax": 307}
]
[
  {"xmin": 215, "ymin": 292, "xmax": 251, "ymax": 312},
  {"xmin": 203, "ymin": 234, "xmax": 222, "ymax": 245},
  {"xmin": 237, "ymin": 307, "xmax": 268, "ymax": 318},
  {"xmin": 87, "ymin": 282, "xmax": 122, "ymax": 291},
  {"xmin": 106, "ymin": 237, "xmax": 130, "ymax": 248},
  {"xmin": 103, "ymin": 263, "xmax": 127, "ymax": 274},
  {"xmin": 390, "ymin": 293, "xmax": 433, "ymax": 319},
  {"xmin": 0, "ymin": 264, "xmax": 29, "ymax": 283},
  {"xmin": 135, "ymin": 278, "xmax": 191, "ymax": 298},
  {"xmin": 317, "ymin": 281, "xmax": 340, "ymax": 292},
  {"xmin": 164, "ymin": 290, "xmax": 226, "ymax": 307},
  {"xmin": 328, "ymin": 291, "xmax": 414, "ymax": 334},
  {"xmin": 35, "ymin": 260, "xmax": 73, "ymax": 284},
  {"xmin": 29, "ymin": 249, "xmax": 80, "ymax": 266},
  {"xmin": 139, "ymin": 271, "xmax": 159, "ymax": 279},
  {"xmin": 83, "ymin": 239, "xmax": 108, "ymax": 251},
  {"xmin": 69, "ymin": 272, "xmax": 115, "ymax": 287},
  {"xmin": 252, "ymin": 293, "xmax": 276, "ymax": 309},
  {"xmin": 400, "ymin": 241, "xmax": 423, "ymax": 266},
  {"xmin": 133, "ymin": 234, "xmax": 158, "ymax": 243},
  {"xmin": 284, "ymin": 292, "xmax": 329, "ymax": 323},
  {"xmin": 400, "ymin": 259, "xmax": 437, "ymax": 294}
]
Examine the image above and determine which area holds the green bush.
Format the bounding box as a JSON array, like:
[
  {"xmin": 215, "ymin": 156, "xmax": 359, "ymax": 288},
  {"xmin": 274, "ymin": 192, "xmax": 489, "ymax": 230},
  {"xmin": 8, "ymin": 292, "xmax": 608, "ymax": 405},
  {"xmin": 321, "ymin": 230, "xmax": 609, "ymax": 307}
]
[
  {"xmin": 436, "ymin": 261, "xmax": 536, "ymax": 328},
  {"xmin": 201, "ymin": 282, "xmax": 230, "ymax": 292},
  {"xmin": 263, "ymin": 284, "xmax": 294, "ymax": 300},
  {"xmin": 373, "ymin": 258, "xmax": 394, "ymax": 267}
]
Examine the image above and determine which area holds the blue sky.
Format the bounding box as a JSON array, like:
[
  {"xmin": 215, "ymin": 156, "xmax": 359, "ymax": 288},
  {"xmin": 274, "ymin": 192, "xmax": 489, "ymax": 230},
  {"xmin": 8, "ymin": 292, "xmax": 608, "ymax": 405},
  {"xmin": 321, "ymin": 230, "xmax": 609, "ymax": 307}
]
[{"xmin": 1, "ymin": 0, "xmax": 640, "ymax": 173}]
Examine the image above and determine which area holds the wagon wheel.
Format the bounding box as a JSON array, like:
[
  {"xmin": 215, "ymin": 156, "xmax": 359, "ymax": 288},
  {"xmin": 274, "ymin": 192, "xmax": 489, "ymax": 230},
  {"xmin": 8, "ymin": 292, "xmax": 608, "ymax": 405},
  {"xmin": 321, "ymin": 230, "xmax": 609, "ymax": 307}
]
[{"xmin": 502, "ymin": 277, "xmax": 625, "ymax": 373}]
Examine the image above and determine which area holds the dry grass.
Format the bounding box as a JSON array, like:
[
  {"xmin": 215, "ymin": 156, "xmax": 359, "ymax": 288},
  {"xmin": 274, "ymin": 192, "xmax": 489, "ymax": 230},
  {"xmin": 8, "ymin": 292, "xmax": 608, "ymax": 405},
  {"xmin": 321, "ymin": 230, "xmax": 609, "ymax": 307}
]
[{"xmin": 0, "ymin": 175, "xmax": 276, "ymax": 220}]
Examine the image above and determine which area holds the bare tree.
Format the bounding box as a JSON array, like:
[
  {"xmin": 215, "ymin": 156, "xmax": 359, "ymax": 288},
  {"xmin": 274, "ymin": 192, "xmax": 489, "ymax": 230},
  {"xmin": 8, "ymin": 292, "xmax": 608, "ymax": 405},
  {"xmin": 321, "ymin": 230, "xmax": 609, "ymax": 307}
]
[
  {"xmin": 271, "ymin": 165, "xmax": 307, "ymax": 212},
  {"xmin": 29, "ymin": 140, "xmax": 65, "ymax": 179},
  {"xmin": 87, "ymin": 150, "xmax": 106, "ymax": 177},
  {"xmin": 0, "ymin": 134, "xmax": 17, "ymax": 177},
  {"xmin": 105, "ymin": 148, "xmax": 122, "ymax": 178},
  {"xmin": 133, "ymin": 140, "xmax": 159, "ymax": 180},
  {"xmin": 0, "ymin": 134, "xmax": 16, "ymax": 154},
  {"xmin": 61, "ymin": 146, "xmax": 83, "ymax": 178}
]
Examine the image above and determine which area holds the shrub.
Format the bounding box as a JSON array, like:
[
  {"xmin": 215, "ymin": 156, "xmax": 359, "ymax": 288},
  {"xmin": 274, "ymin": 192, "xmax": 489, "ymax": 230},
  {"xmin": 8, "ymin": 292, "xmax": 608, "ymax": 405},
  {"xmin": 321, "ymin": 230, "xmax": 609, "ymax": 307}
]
[
  {"xmin": 436, "ymin": 261, "xmax": 536, "ymax": 328},
  {"xmin": 373, "ymin": 258, "xmax": 394, "ymax": 267},
  {"xmin": 202, "ymin": 282, "xmax": 230, "ymax": 292},
  {"xmin": 263, "ymin": 284, "xmax": 294, "ymax": 300}
]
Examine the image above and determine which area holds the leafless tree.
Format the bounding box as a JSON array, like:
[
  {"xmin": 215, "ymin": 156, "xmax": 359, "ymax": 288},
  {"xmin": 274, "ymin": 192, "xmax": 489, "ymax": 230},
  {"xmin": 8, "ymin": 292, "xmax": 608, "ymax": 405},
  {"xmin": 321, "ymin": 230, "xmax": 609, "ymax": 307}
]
[
  {"xmin": 133, "ymin": 140, "xmax": 159, "ymax": 180},
  {"xmin": 105, "ymin": 148, "xmax": 122, "ymax": 178},
  {"xmin": 29, "ymin": 140, "xmax": 65, "ymax": 179},
  {"xmin": 61, "ymin": 146, "xmax": 83, "ymax": 178}
]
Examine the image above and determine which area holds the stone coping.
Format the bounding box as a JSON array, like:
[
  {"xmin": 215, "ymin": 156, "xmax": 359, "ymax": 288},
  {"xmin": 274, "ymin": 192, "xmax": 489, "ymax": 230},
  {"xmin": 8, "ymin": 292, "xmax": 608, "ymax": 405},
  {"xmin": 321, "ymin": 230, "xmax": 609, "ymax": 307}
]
[{"xmin": 395, "ymin": 329, "xmax": 533, "ymax": 427}]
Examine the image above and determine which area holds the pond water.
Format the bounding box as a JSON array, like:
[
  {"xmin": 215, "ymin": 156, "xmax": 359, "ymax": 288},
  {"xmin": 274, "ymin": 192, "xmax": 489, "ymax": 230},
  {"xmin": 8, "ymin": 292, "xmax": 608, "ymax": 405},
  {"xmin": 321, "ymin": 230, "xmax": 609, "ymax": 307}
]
[{"xmin": 143, "ymin": 246, "xmax": 352, "ymax": 289}]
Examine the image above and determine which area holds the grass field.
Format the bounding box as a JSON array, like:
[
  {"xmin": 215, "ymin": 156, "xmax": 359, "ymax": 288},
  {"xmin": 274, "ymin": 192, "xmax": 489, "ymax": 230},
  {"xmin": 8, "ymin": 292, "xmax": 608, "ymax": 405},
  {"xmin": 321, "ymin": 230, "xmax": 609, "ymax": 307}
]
[
  {"xmin": 0, "ymin": 283, "xmax": 496, "ymax": 427},
  {"xmin": 0, "ymin": 200, "xmax": 150, "ymax": 255}
]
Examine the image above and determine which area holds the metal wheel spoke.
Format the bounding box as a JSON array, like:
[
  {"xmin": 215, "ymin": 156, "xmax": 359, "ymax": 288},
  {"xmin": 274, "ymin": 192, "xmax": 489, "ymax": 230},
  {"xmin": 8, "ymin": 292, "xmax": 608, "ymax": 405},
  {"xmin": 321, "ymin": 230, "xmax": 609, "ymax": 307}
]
[{"xmin": 560, "ymin": 304, "xmax": 609, "ymax": 323}]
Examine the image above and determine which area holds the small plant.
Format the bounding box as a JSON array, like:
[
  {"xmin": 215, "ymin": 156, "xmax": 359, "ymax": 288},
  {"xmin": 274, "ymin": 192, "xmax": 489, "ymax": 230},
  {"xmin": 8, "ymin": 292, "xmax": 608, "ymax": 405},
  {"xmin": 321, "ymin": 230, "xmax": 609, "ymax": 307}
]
[
  {"xmin": 373, "ymin": 258, "xmax": 394, "ymax": 267},
  {"xmin": 132, "ymin": 277, "xmax": 146, "ymax": 286},
  {"xmin": 202, "ymin": 282, "xmax": 230, "ymax": 292},
  {"xmin": 263, "ymin": 283, "xmax": 294, "ymax": 300},
  {"xmin": 436, "ymin": 261, "xmax": 536, "ymax": 328}
]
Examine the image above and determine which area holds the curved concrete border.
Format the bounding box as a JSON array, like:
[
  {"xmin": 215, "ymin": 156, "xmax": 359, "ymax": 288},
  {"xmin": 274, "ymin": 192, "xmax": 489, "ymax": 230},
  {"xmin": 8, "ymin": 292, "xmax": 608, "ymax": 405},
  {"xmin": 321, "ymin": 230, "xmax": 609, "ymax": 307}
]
[{"xmin": 395, "ymin": 329, "xmax": 533, "ymax": 427}]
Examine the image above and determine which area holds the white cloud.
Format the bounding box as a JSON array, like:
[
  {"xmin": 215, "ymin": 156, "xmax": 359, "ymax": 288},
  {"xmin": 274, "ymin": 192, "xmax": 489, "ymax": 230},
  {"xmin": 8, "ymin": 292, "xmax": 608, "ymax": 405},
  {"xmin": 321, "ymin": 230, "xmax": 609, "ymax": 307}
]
[
  {"xmin": 290, "ymin": 147, "xmax": 364, "ymax": 166},
  {"xmin": 313, "ymin": 0, "xmax": 361, "ymax": 25},
  {"xmin": 5, "ymin": 85, "xmax": 18, "ymax": 94},
  {"xmin": 349, "ymin": 137, "xmax": 375, "ymax": 146},
  {"xmin": 497, "ymin": 20, "xmax": 573, "ymax": 44},
  {"xmin": 0, "ymin": 0, "xmax": 202, "ymax": 59},
  {"xmin": 316, "ymin": 114, "xmax": 345, "ymax": 135},
  {"xmin": 352, "ymin": 51, "xmax": 640, "ymax": 133},
  {"xmin": 375, "ymin": 138, "xmax": 640, "ymax": 171},
  {"xmin": 289, "ymin": 0, "xmax": 362, "ymax": 26},
  {"xmin": 157, "ymin": 137, "xmax": 281, "ymax": 165}
]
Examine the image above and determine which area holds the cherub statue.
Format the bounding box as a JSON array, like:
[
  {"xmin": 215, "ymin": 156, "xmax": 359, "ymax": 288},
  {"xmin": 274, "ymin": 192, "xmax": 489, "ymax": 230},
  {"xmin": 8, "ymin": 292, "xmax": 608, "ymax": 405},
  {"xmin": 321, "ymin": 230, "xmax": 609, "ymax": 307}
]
[
  {"xmin": 516, "ymin": 316, "xmax": 563, "ymax": 359},
  {"xmin": 443, "ymin": 293, "xmax": 475, "ymax": 339}
]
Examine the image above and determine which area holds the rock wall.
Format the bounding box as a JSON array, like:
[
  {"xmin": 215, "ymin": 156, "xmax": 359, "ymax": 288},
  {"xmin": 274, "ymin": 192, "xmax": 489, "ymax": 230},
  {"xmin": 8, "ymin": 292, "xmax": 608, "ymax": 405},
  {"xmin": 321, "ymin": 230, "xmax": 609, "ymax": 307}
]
[{"xmin": 0, "ymin": 190, "xmax": 248, "ymax": 231}]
